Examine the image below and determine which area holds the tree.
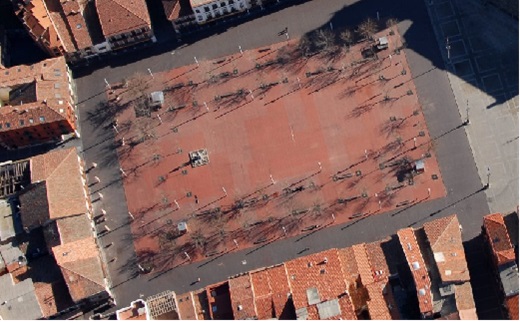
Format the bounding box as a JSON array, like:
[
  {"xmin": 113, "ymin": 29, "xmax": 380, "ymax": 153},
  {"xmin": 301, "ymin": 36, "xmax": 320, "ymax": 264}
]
[
  {"xmin": 386, "ymin": 17, "xmax": 399, "ymax": 35},
  {"xmin": 126, "ymin": 72, "xmax": 150, "ymax": 99},
  {"xmin": 314, "ymin": 28, "xmax": 336, "ymax": 53},
  {"xmin": 357, "ymin": 18, "xmax": 378, "ymax": 41},
  {"xmin": 298, "ymin": 34, "xmax": 313, "ymax": 57},
  {"xmin": 339, "ymin": 28, "xmax": 354, "ymax": 51}
]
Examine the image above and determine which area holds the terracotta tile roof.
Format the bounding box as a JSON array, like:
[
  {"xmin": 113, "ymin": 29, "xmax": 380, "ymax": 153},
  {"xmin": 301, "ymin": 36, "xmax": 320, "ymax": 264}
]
[
  {"xmin": 483, "ymin": 213, "xmax": 516, "ymax": 266},
  {"xmin": 60, "ymin": 0, "xmax": 93, "ymax": 50},
  {"xmin": 0, "ymin": 57, "xmax": 73, "ymax": 134},
  {"xmin": 19, "ymin": 182, "xmax": 50, "ymax": 230},
  {"xmin": 352, "ymin": 244, "xmax": 374, "ymax": 285},
  {"xmin": 54, "ymin": 215, "xmax": 93, "ymax": 244},
  {"xmin": 228, "ymin": 274, "xmax": 256, "ymax": 319},
  {"xmin": 454, "ymin": 282, "xmax": 477, "ymax": 320},
  {"xmin": 337, "ymin": 295, "xmax": 358, "ymax": 320},
  {"xmin": 30, "ymin": 148, "xmax": 88, "ymax": 220},
  {"xmin": 96, "ymin": 0, "xmax": 151, "ymax": 37},
  {"xmin": 337, "ymin": 247, "xmax": 369, "ymax": 313},
  {"xmin": 176, "ymin": 292, "xmax": 197, "ymax": 320},
  {"xmin": 162, "ymin": 0, "xmax": 181, "ymax": 21},
  {"xmin": 337, "ymin": 247, "xmax": 359, "ymax": 283},
  {"xmin": 52, "ymin": 236, "xmax": 105, "ymax": 302},
  {"xmin": 285, "ymin": 249, "xmax": 347, "ymax": 309},
  {"xmin": 365, "ymin": 283, "xmax": 392, "ymax": 320},
  {"xmin": 365, "ymin": 241, "xmax": 390, "ymax": 283},
  {"xmin": 33, "ymin": 280, "xmax": 73, "ymax": 317},
  {"xmin": 45, "ymin": 0, "xmax": 76, "ymax": 52},
  {"xmin": 423, "ymin": 215, "xmax": 470, "ymax": 283},
  {"xmin": 249, "ymin": 265, "xmax": 292, "ymax": 319},
  {"xmin": 397, "ymin": 227, "xmax": 433, "ymax": 314},
  {"xmin": 506, "ymin": 294, "xmax": 519, "ymax": 320}
]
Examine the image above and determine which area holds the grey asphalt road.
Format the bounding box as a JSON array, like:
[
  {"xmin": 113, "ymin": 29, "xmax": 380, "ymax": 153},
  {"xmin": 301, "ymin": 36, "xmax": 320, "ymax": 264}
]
[{"xmin": 73, "ymin": 0, "xmax": 501, "ymax": 317}]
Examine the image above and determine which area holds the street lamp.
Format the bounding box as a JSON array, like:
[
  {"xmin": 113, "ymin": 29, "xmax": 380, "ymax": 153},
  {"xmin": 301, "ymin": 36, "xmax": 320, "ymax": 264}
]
[
  {"xmin": 485, "ymin": 166, "xmax": 491, "ymax": 189},
  {"xmin": 464, "ymin": 100, "xmax": 470, "ymax": 125}
]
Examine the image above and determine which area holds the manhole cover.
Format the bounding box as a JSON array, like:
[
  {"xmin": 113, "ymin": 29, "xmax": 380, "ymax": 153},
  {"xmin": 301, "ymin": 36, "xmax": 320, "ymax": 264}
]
[{"xmin": 432, "ymin": 174, "xmax": 438, "ymax": 180}]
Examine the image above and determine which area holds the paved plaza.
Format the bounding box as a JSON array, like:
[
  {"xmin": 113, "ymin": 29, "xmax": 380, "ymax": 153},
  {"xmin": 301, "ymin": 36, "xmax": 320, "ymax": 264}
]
[
  {"xmin": 426, "ymin": 0, "xmax": 518, "ymax": 214},
  {"xmin": 107, "ymin": 34, "xmax": 445, "ymax": 272},
  {"xmin": 70, "ymin": 0, "xmax": 512, "ymax": 318}
]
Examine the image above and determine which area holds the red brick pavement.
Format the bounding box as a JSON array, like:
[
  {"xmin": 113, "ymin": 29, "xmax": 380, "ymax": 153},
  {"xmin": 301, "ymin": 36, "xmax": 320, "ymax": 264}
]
[{"xmin": 107, "ymin": 29, "xmax": 446, "ymax": 272}]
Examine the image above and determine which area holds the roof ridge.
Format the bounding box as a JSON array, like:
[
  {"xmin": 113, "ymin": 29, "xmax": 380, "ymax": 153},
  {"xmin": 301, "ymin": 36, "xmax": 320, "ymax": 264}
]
[
  {"xmin": 59, "ymin": 256, "xmax": 104, "ymax": 287},
  {"xmin": 108, "ymin": 0, "xmax": 149, "ymax": 26},
  {"xmin": 434, "ymin": 215, "xmax": 458, "ymax": 248},
  {"xmin": 484, "ymin": 213, "xmax": 505, "ymax": 224},
  {"xmin": 248, "ymin": 273, "xmax": 259, "ymax": 318},
  {"xmin": 45, "ymin": 147, "xmax": 76, "ymax": 180}
]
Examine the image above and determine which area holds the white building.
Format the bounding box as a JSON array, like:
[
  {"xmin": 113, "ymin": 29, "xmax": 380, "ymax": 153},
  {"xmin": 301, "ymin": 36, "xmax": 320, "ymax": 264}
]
[{"xmin": 190, "ymin": 0, "xmax": 251, "ymax": 23}]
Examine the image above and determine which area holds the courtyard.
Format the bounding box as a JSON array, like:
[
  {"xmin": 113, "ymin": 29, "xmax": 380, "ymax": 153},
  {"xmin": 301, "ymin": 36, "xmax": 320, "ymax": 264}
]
[{"xmin": 104, "ymin": 28, "xmax": 445, "ymax": 272}]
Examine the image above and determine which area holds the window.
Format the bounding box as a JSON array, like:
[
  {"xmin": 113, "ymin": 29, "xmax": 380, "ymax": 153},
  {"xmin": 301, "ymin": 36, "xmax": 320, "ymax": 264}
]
[
  {"xmin": 212, "ymin": 4, "xmax": 217, "ymax": 9},
  {"xmin": 0, "ymin": 124, "xmax": 2, "ymax": 129},
  {"xmin": 39, "ymin": 116, "xmax": 45, "ymax": 122},
  {"xmin": 204, "ymin": 6, "xmax": 209, "ymax": 12},
  {"xmin": 29, "ymin": 118, "xmax": 34, "ymax": 124},
  {"xmin": 5, "ymin": 122, "xmax": 10, "ymax": 128},
  {"xmin": 19, "ymin": 120, "xmax": 24, "ymax": 126},
  {"xmin": 220, "ymin": 2, "xmax": 225, "ymax": 6},
  {"xmin": 195, "ymin": 9, "xmax": 200, "ymax": 13},
  {"xmin": 229, "ymin": 0, "xmax": 233, "ymax": 3}
]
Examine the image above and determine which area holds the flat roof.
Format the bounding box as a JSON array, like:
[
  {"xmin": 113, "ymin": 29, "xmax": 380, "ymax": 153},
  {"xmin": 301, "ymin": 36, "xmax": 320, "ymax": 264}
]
[
  {"xmin": 0, "ymin": 199, "xmax": 16, "ymax": 241},
  {"xmin": 499, "ymin": 261, "xmax": 519, "ymax": 297},
  {"xmin": 0, "ymin": 274, "xmax": 42, "ymax": 320}
]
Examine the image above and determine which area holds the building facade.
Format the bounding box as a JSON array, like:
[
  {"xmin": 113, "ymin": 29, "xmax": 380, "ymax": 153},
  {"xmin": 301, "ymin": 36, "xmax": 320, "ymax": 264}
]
[
  {"xmin": 0, "ymin": 57, "xmax": 77, "ymax": 148},
  {"xmin": 190, "ymin": 0, "xmax": 250, "ymax": 23}
]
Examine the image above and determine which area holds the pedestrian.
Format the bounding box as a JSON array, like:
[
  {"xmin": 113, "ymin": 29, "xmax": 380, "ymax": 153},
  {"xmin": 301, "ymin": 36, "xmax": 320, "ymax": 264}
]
[
  {"xmin": 197, "ymin": 277, "xmax": 201, "ymax": 282},
  {"xmin": 194, "ymin": 195, "xmax": 199, "ymax": 204}
]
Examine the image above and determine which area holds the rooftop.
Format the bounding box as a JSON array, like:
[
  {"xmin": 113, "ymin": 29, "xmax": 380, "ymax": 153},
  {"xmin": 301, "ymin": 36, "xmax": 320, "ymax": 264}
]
[
  {"xmin": 499, "ymin": 261, "xmax": 519, "ymax": 297},
  {"xmin": 0, "ymin": 274, "xmax": 43, "ymax": 320},
  {"xmin": 28, "ymin": 147, "xmax": 88, "ymax": 220},
  {"xmin": 483, "ymin": 213, "xmax": 516, "ymax": 266},
  {"xmin": 505, "ymin": 294, "xmax": 519, "ymax": 320},
  {"xmin": 52, "ymin": 235, "xmax": 106, "ymax": 303},
  {"xmin": 228, "ymin": 274, "xmax": 256, "ymax": 319},
  {"xmin": 96, "ymin": 0, "xmax": 151, "ymax": 37},
  {"xmin": 145, "ymin": 290, "xmax": 179, "ymax": 320},
  {"xmin": 249, "ymin": 264, "xmax": 294, "ymax": 319},
  {"xmin": 0, "ymin": 242, "xmax": 26, "ymax": 273},
  {"xmin": 0, "ymin": 57, "xmax": 72, "ymax": 134},
  {"xmin": 454, "ymin": 282, "xmax": 477, "ymax": 320},
  {"xmin": 423, "ymin": 214, "xmax": 469, "ymax": 283},
  {"xmin": 0, "ymin": 160, "xmax": 31, "ymax": 198},
  {"xmin": 60, "ymin": 0, "xmax": 94, "ymax": 50},
  {"xmin": 397, "ymin": 227, "xmax": 433, "ymax": 315},
  {"xmin": 0, "ymin": 199, "xmax": 17, "ymax": 242},
  {"xmin": 175, "ymin": 292, "xmax": 198, "ymax": 320},
  {"xmin": 116, "ymin": 300, "xmax": 148, "ymax": 320}
]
